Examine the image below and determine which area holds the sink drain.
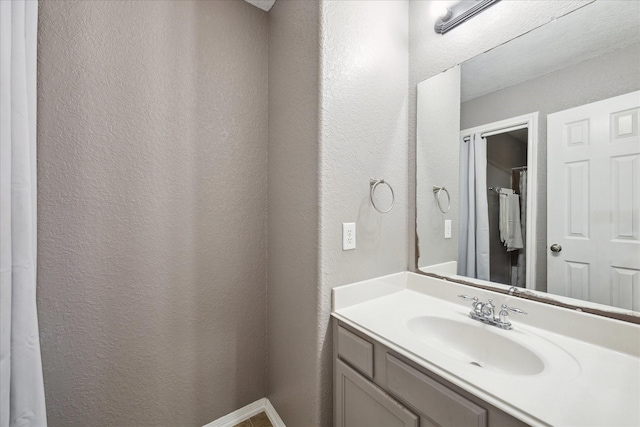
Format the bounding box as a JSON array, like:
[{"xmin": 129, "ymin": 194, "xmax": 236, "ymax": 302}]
[{"xmin": 470, "ymin": 361, "xmax": 482, "ymax": 367}]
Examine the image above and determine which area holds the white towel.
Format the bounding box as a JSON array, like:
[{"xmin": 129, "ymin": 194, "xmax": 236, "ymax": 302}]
[
  {"xmin": 499, "ymin": 190, "xmax": 524, "ymax": 251},
  {"xmin": 498, "ymin": 188, "xmax": 513, "ymax": 244}
]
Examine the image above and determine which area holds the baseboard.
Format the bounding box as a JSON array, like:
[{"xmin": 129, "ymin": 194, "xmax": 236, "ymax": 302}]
[
  {"xmin": 263, "ymin": 399, "xmax": 286, "ymax": 427},
  {"xmin": 203, "ymin": 398, "xmax": 286, "ymax": 427}
]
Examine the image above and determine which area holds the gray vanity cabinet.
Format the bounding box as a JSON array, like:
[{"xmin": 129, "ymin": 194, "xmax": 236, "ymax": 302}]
[
  {"xmin": 335, "ymin": 359, "xmax": 419, "ymax": 427},
  {"xmin": 333, "ymin": 320, "xmax": 529, "ymax": 427}
]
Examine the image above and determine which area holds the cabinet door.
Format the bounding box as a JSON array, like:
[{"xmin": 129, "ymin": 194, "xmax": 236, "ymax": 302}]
[{"xmin": 335, "ymin": 359, "xmax": 419, "ymax": 427}]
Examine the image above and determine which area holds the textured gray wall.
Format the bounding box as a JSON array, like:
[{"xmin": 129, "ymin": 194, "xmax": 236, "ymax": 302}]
[
  {"xmin": 319, "ymin": 2, "xmax": 409, "ymax": 425},
  {"xmin": 408, "ymin": 0, "xmax": 592, "ymax": 271},
  {"xmin": 36, "ymin": 1, "xmax": 268, "ymax": 426},
  {"xmin": 319, "ymin": 0, "xmax": 409, "ymax": 293},
  {"xmin": 460, "ymin": 42, "xmax": 640, "ymax": 291},
  {"xmin": 266, "ymin": 2, "xmax": 409, "ymax": 426},
  {"xmin": 267, "ymin": 0, "xmax": 321, "ymax": 425}
]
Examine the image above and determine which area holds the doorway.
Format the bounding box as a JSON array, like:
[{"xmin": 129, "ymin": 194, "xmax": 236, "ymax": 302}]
[
  {"xmin": 460, "ymin": 112, "xmax": 539, "ymax": 289},
  {"xmin": 486, "ymin": 130, "xmax": 528, "ymax": 285}
]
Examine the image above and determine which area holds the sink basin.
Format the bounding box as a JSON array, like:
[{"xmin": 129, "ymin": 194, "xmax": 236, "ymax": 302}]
[{"xmin": 407, "ymin": 316, "xmax": 545, "ymax": 376}]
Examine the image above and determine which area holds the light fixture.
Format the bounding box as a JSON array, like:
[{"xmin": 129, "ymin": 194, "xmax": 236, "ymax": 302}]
[
  {"xmin": 435, "ymin": 3, "xmax": 453, "ymax": 22},
  {"xmin": 434, "ymin": 0, "xmax": 501, "ymax": 34}
]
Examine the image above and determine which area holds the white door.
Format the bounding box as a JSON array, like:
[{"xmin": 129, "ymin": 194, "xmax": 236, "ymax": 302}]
[{"xmin": 547, "ymin": 91, "xmax": 640, "ymax": 310}]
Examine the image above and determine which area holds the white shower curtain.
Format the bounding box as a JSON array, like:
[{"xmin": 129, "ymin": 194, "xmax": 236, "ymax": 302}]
[
  {"xmin": 458, "ymin": 133, "xmax": 490, "ymax": 280},
  {"xmin": 0, "ymin": 1, "xmax": 47, "ymax": 426},
  {"xmin": 516, "ymin": 170, "xmax": 527, "ymax": 287}
]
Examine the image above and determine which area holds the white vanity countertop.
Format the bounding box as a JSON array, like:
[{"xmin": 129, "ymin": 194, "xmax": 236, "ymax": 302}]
[{"xmin": 331, "ymin": 272, "xmax": 640, "ymax": 427}]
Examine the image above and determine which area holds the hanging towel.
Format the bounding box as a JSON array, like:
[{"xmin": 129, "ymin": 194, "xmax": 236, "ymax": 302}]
[
  {"xmin": 499, "ymin": 190, "xmax": 524, "ymax": 251},
  {"xmin": 498, "ymin": 188, "xmax": 513, "ymax": 244}
]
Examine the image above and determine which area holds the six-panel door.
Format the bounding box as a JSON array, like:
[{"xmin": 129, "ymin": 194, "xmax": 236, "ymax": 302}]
[{"xmin": 547, "ymin": 91, "xmax": 640, "ymax": 309}]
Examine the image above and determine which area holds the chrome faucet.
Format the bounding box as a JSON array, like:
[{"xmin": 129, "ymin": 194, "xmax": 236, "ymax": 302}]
[{"xmin": 458, "ymin": 295, "xmax": 526, "ymax": 330}]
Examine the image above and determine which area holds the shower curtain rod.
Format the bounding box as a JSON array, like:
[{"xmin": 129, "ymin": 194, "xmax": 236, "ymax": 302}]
[{"xmin": 463, "ymin": 123, "xmax": 529, "ymax": 142}]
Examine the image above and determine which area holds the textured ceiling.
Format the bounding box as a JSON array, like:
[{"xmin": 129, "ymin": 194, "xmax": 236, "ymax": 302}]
[
  {"xmin": 243, "ymin": 0, "xmax": 276, "ymax": 12},
  {"xmin": 462, "ymin": 1, "xmax": 640, "ymax": 101}
]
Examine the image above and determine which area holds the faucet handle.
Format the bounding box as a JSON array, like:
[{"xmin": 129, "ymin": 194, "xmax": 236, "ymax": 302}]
[
  {"xmin": 500, "ymin": 304, "xmax": 527, "ymax": 315},
  {"xmin": 499, "ymin": 304, "xmax": 527, "ymax": 326},
  {"xmin": 459, "ymin": 295, "xmax": 482, "ymax": 314}
]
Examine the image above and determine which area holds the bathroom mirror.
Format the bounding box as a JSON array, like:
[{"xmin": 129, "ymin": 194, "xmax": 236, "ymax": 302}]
[{"xmin": 416, "ymin": 1, "xmax": 640, "ymax": 320}]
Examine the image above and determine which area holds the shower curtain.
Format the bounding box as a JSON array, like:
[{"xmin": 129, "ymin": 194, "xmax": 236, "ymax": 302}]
[
  {"xmin": 458, "ymin": 133, "xmax": 490, "ymax": 280},
  {"xmin": 516, "ymin": 170, "xmax": 527, "ymax": 287},
  {"xmin": 0, "ymin": 1, "xmax": 48, "ymax": 426}
]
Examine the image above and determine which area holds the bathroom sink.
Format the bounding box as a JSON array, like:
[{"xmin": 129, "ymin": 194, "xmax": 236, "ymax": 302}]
[{"xmin": 407, "ymin": 316, "xmax": 545, "ymax": 375}]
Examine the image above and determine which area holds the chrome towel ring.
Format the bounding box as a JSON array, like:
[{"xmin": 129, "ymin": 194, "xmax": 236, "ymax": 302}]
[
  {"xmin": 370, "ymin": 178, "xmax": 395, "ymax": 213},
  {"xmin": 433, "ymin": 186, "xmax": 451, "ymax": 214}
]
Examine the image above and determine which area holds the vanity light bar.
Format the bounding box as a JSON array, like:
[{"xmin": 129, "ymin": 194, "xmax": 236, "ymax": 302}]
[{"xmin": 435, "ymin": 0, "xmax": 501, "ymax": 34}]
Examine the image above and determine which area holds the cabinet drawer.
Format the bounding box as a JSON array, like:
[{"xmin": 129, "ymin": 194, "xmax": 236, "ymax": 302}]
[
  {"xmin": 337, "ymin": 326, "xmax": 374, "ymax": 378},
  {"xmin": 386, "ymin": 354, "xmax": 487, "ymax": 427}
]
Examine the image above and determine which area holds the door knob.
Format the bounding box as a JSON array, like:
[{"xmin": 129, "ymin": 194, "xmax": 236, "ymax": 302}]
[{"xmin": 550, "ymin": 244, "xmax": 562, "ymax": 253}]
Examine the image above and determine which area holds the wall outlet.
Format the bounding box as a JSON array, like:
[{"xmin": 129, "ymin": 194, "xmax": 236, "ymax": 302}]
[
  {"xmin": 343, "ymin": 223, "xmax": 356, "ymax": 250},
  {"xmin": 444, "ymin": 220, "xmax": 452, "ymax": 239}
]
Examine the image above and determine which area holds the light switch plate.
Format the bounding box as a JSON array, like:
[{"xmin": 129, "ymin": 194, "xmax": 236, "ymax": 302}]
[
  {"xmin": 444, "ymin": 220, "xmax": 452, "ymax": 239},
  {"xmin": 343, "ymin": 223, "xmax": 356, "ymax": 250}
]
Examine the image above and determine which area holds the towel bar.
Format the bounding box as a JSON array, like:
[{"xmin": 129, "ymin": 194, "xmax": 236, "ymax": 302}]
[
  {"xmin": 370, "ymin": 178, "xmax": 395, "ymax": 213},
  {"xmin": 433, "ymin": 186, "xmax": 451, "ymax": 214}
]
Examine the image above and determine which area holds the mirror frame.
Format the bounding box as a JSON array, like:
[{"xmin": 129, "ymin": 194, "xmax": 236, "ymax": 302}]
[{"xmin": 415, "ymin": 271, "xmax": 640, "ymax": 324}]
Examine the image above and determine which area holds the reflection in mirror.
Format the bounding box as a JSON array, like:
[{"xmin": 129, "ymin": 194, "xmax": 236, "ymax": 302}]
[
  {"xmin": 416, "ymin": 1, "xmax": 640, "ymax": 315},
  {"xmin": 459, "ymin": 113, "xmax": 538, "ymax": 288}
]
